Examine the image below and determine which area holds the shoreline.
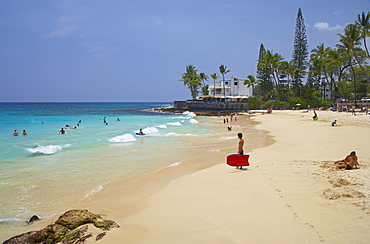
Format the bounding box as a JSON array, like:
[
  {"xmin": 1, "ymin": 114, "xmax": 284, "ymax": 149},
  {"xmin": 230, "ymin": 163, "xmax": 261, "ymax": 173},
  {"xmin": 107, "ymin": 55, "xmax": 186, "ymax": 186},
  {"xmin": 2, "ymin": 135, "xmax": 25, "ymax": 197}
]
[{"xmin": 6, "ymin": 110, "xmax": 370, "ymax": 243}]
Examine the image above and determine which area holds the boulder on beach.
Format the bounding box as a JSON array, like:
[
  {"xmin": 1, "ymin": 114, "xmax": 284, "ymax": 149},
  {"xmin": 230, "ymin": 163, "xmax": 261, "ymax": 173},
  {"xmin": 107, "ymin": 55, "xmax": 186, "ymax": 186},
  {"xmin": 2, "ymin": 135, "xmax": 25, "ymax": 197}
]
[{"xmin": 4, "ymin": 209, "xmax": 119, "ymax": 244}]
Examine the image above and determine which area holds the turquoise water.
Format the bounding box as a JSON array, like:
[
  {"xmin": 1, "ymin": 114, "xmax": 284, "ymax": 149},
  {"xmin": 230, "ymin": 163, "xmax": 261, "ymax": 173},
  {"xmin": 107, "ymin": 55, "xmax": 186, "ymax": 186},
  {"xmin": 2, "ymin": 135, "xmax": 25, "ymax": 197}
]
[{"xmin": 0, "ymin": 102, "xmax": 216, "ymax": 238}]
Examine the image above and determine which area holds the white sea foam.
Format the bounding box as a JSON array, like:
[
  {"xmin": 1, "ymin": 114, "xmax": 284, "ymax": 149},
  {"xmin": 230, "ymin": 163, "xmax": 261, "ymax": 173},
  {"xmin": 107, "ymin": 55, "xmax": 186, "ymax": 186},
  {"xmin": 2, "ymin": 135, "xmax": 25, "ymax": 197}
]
[
  {"xmin": 144, "ymin": 127, "xmax": 160, "ymax": 135},
  {"xmin": 167, "ymin": 122, "xmax": 182, "ymax": 126},
  {"xmin": 165, "ymin": 132, "xmax": 197, "ymax": 137},
  {"xmin": 84, "ymin": 185, "xmax": 103, "ymax": 199},
  {"xmin": 168, "ymin": 161, "xmax": 182, "ymax": 167},
  {"xmin": 27, "ymin": 144, "xmax": 71, "ymax": 155},
  {"xmin": 108, "ymin": 134, "xmax": 136, "ymax": 143},
  {"xmin": 0, "ymin": 218, "xmax": 24, "ymax": 223},
  {"xmin": 135, "ymin": 127, "xmax": 161, "ymax": 136},
  {"xmin": 157, "ymin": 124, "xmax": 167, "ymax": 129},
  {"xmin": 183, "ymin": 111, "xmax": 196, "ymax": 118},
  {"xmin": 189, "ymin": 118, "xmax": 198, "ymax": 124},
  {"xmin": 219, "ymin": 136, "xmax": 236, "ymax": 140}
]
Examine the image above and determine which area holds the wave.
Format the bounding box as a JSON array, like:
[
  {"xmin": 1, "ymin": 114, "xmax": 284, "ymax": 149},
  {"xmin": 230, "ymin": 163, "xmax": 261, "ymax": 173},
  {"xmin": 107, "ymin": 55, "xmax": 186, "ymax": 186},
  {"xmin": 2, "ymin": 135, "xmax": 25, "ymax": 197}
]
[
  {"xmin": 136, "ymin": 127, "xmax": 161, "ymax": 136},
  {"xmin": 108, "ymin": 134, "xmax": 136, "ymax": 143},
  {"xmin": 219, "ymin": 136, "xmax": 236, "ymax": 140},
  {"xmin": 165, "ymin": 132, "xmax": 197, "ymax": 137},
  {"xmin": 0, "ymin": 217, "xmax": 24, "ymax": 223},
  {"xmin": 167, "ymin": 122, "xmax": 182, "ymax": 126},
  {"xmin": 183, "ymin": 111, "xmax": 196, "ymax": 118},
  {"xmin": 84, "ymin": 185, "xmax": 103, "ymax": 199},
  {"xmin": 189, "ymin": 118, "xmax": 198, "ymax": 124},
  {"xmin": 27, "ymin": 144, "xmax": 71, "ymax": 155},
  {"xmin": 168, "ymin": 161, "xmax": 182, "ymax": 167},
  {"xmin": 157, "ymin": 124, "xmax": 167, "ymax": 129}
]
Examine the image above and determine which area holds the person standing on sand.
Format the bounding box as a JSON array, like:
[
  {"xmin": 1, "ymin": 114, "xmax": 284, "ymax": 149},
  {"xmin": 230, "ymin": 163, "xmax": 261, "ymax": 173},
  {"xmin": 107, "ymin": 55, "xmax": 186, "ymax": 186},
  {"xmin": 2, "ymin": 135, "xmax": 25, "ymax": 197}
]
[
  {"xmin": 334, "ymin": 151, "xmax": 359, "ymax": 170},
  {"xmin": 236, "ymin": 133, "xmax": 244, "ymax": 170}
]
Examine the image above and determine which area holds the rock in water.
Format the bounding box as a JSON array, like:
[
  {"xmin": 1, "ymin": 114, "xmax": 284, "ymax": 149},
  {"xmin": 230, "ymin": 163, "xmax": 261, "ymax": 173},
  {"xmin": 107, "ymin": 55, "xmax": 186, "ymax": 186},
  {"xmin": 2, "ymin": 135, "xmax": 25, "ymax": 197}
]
[
  {"xmin": 27, "ymin": 215, "xmax": 40, "ymax": 223},
  {"xmin": 4, "ymin": 209, "xmax": 119, "ymax": 244}
]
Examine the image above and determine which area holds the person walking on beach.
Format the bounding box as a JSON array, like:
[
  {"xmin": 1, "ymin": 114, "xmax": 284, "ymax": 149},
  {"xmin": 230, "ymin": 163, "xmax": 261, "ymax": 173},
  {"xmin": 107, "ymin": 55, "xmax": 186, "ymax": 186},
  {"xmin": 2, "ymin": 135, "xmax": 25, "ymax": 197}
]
[
  {"xmin": 236, "ymin": 133, "xmax": 244, "ymax": 170},
  {"xmin": 334, "ymin": 151, "xmax": 359, "ymax": 170}
]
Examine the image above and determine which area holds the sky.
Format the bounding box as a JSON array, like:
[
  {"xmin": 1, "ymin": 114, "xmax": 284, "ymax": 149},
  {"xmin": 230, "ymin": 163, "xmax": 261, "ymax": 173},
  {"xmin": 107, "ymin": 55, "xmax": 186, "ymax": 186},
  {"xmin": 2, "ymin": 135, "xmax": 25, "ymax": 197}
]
[{"xmin": 0, "ymin": 0, "xmax": 369, "ymax": 102}]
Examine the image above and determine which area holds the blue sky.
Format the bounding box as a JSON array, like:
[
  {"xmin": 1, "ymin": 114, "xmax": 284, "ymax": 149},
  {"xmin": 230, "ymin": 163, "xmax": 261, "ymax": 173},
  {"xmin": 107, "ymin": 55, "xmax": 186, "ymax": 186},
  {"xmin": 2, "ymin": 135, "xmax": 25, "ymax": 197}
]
[{"xmin": 0, "ymin": 0, "xmax": 368, "ymax": 102}]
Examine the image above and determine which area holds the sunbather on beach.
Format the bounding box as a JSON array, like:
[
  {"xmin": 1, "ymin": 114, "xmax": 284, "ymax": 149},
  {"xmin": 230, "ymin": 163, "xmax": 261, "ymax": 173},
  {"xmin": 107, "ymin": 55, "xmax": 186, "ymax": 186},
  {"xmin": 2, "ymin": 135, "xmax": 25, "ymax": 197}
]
[{"xmin": 334, "ymin": 151, "xmax": 359, "ymax": 170}]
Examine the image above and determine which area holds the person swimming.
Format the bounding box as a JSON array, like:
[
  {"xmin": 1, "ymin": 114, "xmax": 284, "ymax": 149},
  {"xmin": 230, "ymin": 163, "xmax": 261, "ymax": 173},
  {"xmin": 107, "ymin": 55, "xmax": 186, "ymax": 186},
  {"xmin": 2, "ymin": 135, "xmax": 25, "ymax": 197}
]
[{"xmin": 139, "ymin": 129, "xmax": 145, "ymax": 135}]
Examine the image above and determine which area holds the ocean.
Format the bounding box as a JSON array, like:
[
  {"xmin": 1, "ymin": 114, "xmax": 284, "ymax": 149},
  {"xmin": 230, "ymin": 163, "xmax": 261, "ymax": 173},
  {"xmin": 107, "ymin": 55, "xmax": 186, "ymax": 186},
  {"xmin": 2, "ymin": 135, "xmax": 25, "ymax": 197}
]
[{"xmin": 0, "ymin": 102, "xmax": 221, "ymax": 239}]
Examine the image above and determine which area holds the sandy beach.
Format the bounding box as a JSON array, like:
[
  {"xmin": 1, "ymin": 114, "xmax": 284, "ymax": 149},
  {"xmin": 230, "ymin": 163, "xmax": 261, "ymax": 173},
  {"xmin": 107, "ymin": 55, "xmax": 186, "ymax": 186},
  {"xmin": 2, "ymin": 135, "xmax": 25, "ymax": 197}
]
[
  {"xmin": 25, "ymin": 109, "xmax": 369, "ymax": 243},
  {"xmin": 86, "ymin": 110, "xmax": 370, "ymax": 243}
]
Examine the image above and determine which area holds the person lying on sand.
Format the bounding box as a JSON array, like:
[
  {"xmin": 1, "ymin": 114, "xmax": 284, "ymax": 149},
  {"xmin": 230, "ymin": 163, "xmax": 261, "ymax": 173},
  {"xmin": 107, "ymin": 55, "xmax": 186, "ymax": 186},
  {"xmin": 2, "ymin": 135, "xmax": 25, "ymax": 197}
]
[{"xmin": 334, "ymin": 151, "xmax": 359, "ymax": 170}]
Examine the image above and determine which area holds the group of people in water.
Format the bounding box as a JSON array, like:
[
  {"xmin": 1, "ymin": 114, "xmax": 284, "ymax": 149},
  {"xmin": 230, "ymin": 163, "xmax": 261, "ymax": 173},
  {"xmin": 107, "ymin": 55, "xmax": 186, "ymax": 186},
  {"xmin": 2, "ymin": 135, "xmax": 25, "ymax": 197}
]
[
  {"xmin": 59, "ymin": 120, "xmax": 82, "ymax": 134},
  {"xmin": 12, "ymin": 130, "xmax": 27, "ymax": 136}
]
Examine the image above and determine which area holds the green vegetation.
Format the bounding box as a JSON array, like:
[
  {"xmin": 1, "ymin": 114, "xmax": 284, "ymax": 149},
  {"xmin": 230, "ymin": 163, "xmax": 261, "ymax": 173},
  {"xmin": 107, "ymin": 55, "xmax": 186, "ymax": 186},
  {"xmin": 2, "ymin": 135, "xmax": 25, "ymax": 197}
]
[{"xmin": 180, "ymin": 9, "xmax": 370, "ymax": 107}]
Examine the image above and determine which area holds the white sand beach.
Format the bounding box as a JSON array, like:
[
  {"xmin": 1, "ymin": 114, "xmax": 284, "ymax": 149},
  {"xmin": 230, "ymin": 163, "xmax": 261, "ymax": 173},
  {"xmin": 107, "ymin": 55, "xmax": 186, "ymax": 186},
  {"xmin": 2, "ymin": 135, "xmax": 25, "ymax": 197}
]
[{"xmin": 67, "ymin": 110, "xmax": 370, "ymax": 243}]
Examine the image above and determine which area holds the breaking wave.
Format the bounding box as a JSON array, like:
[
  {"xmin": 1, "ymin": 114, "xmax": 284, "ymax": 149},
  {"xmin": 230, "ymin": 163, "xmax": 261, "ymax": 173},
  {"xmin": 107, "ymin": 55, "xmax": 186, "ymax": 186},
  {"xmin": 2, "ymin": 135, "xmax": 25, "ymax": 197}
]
[
  {"xmin": 108, "ymin": 134, "xmax": 136, "ymax": 143},
  {"xmin": 27, "ymin": 144, "xmax": 71, "ymax": 155}
]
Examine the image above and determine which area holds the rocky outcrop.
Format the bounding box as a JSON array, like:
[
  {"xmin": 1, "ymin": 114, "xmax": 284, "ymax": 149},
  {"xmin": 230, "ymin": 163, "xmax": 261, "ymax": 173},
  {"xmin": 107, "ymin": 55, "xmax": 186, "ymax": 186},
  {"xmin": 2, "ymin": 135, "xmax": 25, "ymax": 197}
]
[{"xmin": 4, "ymin": 209, "xmax": 119, "ymax": 244}]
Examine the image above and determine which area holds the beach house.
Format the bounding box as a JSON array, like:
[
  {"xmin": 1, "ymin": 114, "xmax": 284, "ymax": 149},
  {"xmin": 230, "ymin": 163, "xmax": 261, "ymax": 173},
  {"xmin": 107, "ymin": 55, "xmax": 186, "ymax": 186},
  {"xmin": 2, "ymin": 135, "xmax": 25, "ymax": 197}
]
[{"xmin": 208, "ymin": 76, "xmax": 253, "ymax": 98}]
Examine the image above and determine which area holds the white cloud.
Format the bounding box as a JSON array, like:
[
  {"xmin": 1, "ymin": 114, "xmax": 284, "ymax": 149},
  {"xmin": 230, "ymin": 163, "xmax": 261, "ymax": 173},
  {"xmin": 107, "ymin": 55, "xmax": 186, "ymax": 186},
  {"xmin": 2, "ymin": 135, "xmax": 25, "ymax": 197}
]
[
  {"xmin": 45, "ymin": 14, "xmax": 86, "ymax": 38},
  {"xmin": 81, "ymin": 42, "xmax": 107, "ymax": 58},
  {"xmin": 314, "ymin": 22, "xmax": 343, "ymax": 31}
]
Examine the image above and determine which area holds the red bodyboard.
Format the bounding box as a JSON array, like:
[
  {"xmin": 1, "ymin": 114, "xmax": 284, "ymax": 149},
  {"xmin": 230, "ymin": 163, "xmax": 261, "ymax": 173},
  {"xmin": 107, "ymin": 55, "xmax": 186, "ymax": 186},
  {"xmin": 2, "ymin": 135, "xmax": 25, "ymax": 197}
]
[{"xmin": 226, "ymin": 154, "xmax": 250, "ymax": 167}]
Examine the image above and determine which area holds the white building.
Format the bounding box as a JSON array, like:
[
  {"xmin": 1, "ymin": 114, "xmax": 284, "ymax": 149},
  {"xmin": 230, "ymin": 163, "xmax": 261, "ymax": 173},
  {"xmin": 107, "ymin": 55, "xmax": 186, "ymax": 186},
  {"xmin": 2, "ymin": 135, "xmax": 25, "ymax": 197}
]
[{"xmin": 208, "ymin": 76, "xmax": 253, "ymax": 98}]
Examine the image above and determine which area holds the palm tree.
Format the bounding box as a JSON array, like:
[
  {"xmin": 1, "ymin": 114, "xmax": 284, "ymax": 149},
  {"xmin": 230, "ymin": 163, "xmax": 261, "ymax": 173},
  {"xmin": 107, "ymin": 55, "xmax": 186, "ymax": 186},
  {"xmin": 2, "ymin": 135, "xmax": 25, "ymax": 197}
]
[
  {"xmin": 310, "ymin": 44, "xmax": 332, "ymax": 99},
  {"xmin": 337, "ymin": 24, "xmax": 368, "ymax": 103},
  {"xmin": 199, "ymin": 72, "xmax": 210, "ymax": 96},
  {"xmin": 244, "ymin": 75, "xmax": 257, "ymax": 96},
  {"xmin": 219, "ymin": 64, "xmax": 230, "ymax": 98},
  {"xmin": 338, "ymin": 24, "xmax": 368, "ymax": 77},
  {"xmin": 258, "ymin": 50, "xmax": 283, "ymax": 100},
  {"xmin": 326, "ymin": 49, "xmax": 342, "ymax": 99},
  {"xmin": 180, "ymin": 65, "xmax": 201, "ymax": 99},
  {"xmin": 210, "ymin": 73, "xmax": 220, "ymax": 97},
  {"xmin": 356, "ymin": 11, "xmax": 370, "ymax": 57},
  {"xmin": 280, "ymin": 60, "xmax": 299, "ymax": 96}
]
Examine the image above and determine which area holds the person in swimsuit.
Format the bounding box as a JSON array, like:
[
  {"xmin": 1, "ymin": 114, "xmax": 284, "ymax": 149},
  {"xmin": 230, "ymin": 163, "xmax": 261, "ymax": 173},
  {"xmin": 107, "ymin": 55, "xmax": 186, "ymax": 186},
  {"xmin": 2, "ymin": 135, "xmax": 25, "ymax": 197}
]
[
  {"xmin": 236, "ymin": 133, "xmax": 244, "ymax": 170},
  {"xmin": 335, "ymin": 151, "xmax": 359, "ymax": 170}
]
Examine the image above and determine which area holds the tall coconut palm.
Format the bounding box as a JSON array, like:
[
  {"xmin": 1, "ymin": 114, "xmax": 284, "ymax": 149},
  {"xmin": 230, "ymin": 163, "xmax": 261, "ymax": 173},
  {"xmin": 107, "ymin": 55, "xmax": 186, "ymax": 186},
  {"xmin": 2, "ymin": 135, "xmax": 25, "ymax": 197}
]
[
  {"xmin": 210, "ymin": 73, "xmax": 220, "ymax": 97},
  {"xmin": 356, "ymin": 11, "xmax": 370, "ymax": 57},
  {"xmin": 244, "ymin": 75, "xmax": 257, "ymax": 96},
  {"xmin": 258, "ymin": 50, "xmax": 283, "ymax": 100},
  {"xmin": 219, "ymin": 64, "xmax": 230, "ymax": 98},
  {"xmin": 325, "ymin": 49, "xmax": 342, "ymax": 99},
  {"xmin": 199, "ymin": 72, "xmax": 210, "ymax": 96},
  {"xmin": 280, "ymin": 60, "xmax": 299, "ymax": 95},
  {"xmin": 311, "ymin": 44, "xmax": 332, "ymax": 99},
  {"xmin": 338, "ymin": 24, "xmax": 368, "ymax": 78},
  {"xmin": 180, "ymin": 65, "xmax": 201, "ymax": 99}
]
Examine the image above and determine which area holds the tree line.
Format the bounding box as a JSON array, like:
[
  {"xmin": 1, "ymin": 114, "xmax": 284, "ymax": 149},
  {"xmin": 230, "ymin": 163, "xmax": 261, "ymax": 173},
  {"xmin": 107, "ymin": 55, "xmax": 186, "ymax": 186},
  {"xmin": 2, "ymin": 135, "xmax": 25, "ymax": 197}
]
[{"xmin": 181, "ymin": 8, "xmax": 370, "ymax": 108}]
